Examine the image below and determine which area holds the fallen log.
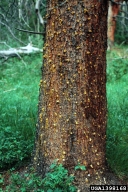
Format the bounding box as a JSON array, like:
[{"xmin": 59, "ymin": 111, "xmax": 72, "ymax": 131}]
[{"xmin": 0, "ymin": 43, "xmax": 42, "ymax": 58}]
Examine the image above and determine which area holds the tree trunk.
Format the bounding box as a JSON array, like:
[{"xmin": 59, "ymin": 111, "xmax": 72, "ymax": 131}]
[
  {"xmin": 33, "ymin": 0, "xmax": 108, "ymax": 178},
  {"xmin": 107, "ymin": 0, "xmax": 121, "ymax": 49}
]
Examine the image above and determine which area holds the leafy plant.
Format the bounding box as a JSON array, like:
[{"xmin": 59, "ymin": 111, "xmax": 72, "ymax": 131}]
[
  {"xmin": 0, "ymin": 174, "xmax": 4, "ymax": 188},
  {"xmin": 75, "ymin": 164, "xmax": 86, "ymax": 171},
  {"xmin": 0, "ymin": 127, "xmax": 33, "ymax": 170},
  {"xmin": 107, "ymin": 49, "xmax": 128, "ymax": 82},
  {"xmin": 3, "ymin": 163, "xmax": 77, "ymax": 192},
  {"xmin": 42, "ymin": 162, "xmax": 76, "ymax": 192}
]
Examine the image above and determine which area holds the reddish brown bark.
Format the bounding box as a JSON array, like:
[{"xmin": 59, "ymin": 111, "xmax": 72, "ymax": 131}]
[
  {"xmin": 107, "ymin": 0, "xmax": 121, "ymax": 49},
  {"xmin": 34, "ymin": 0, "xmax": 108, "ymax": 178}
]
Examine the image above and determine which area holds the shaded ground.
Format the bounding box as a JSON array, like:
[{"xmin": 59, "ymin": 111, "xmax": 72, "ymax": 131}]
[
  {"xmin": 1, "ymin": 166, "xmax": 128, "ymax": 192},
  {"xmin": 76, "ymin": 168, "xmax": 128, "ymax": 192}
]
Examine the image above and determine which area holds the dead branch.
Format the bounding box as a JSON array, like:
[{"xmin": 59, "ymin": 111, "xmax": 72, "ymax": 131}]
[
  {"xmin": 15, "ymin": 28, "xmax": 44, "ymax": 35},
  {"xmin": 35, "ymin": 0, "xmax": 44, "ymax": 25},
  {"xmin": 0, "ymin": 43, "xmax": 42, "ymax": 59}
]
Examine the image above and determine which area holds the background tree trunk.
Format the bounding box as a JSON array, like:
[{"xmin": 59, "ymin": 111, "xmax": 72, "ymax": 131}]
[
  {"xmin": 33, "ymin": 0, "xmax": 108, "ymax": 178},
  {"xmin": 107, "ymin": 0, "xmax": 123, "ymax": 49}
]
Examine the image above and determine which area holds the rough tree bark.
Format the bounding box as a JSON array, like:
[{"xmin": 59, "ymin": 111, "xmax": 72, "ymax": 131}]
[{"xmin": 33, "ymin": 0, "xmax": 108, "ymax": 180}]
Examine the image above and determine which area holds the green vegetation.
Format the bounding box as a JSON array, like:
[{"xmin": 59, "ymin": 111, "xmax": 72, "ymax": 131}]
[
  {"xmin": 0, "ymin": 162, "xmax": 77, "ymax": 192},
  {"xmin": 0, "ymin": 45, "xmax": 128, "ymax": 190},
  {"xmin": 0, "ymin": 53, "xmax": 42, "ymax": 169},
  {"xmin": 106, "ymin": 46, "xmax": 128, "ymax": 179},
  {"xmin": 0, "ymin": 127, "xmax": 33, "ymax": 169}
]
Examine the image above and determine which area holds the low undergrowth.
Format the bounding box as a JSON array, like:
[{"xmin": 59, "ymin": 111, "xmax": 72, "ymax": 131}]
[
  {"xmin": 0, "ymin": 54, "xmax": 42, "ymax": 170},
  {"xmin": 0, "ymin": 162, "xmax": 77, "ymax": 192},
  {"xmin": 106, "ymin": 45, "xmax": 128, "ymax": 179},
  {"xmin": 0, "ymin": 127, "xmax": 33, "ymax": 170}
]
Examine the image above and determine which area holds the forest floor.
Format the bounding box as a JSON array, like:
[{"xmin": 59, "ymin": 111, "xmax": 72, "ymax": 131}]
[
  {"xmin": 1, "ymin": 166, "xmax": 128, "ymax": 192},
  {"xmin": 76, "ymin": 169, "xmax": 128, "ymax": 192}
]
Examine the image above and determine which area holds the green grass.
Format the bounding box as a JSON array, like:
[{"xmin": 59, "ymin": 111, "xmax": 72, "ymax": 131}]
[
  {"xmin": 0, "ymin": 53, "xmax": 42, "ymax": 169},
  {"xmin": 106, "ymin": 45, "xmax": 128, "ymax": 179},
  {"xmin": 0, "ymin": 44, "xmax": 128, "ymax": 180}
]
